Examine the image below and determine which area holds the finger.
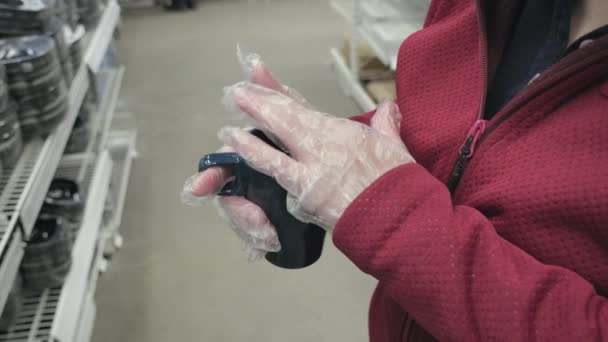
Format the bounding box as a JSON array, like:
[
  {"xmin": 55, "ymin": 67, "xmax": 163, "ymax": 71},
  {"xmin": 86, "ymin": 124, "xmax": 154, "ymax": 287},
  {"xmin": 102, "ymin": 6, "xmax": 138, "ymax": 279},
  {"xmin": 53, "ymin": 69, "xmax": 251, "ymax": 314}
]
[
  {"xmin": 370, "ymin": 100, "xmax": 403, "ymax": 142},
  {"xmin": 241, "ymin": 244, "xmax": 267, "ymax": 262},
  {"xmin": 225, "ymin": 82, "xmax": 317, "ymax": 150},
  {"xmin": 217, "ymin": 196, "xmax": 280, "ymax": 252},
  {"xmin": 181, "ymin": 173, "xmax": 209, "ymax": 206},
  {"xmin": 219, "ymin": 126, "xmax": 304, "ymax": 195},
  {"xmin": 251, "ymin": 64, "xmax": 310, "ymax": 107},
  {"xmin": 190, "ymin": 146, "xmax": 235, "ymax": 197}
]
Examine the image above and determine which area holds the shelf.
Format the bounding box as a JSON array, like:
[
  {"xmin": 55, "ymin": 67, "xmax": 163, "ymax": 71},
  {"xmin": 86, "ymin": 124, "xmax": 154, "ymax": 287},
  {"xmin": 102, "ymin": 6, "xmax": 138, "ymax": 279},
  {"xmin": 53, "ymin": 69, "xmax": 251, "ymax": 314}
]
[
  {"xmin": 357, "ymin": 26, "xmax": 393, "ymax": 67},
  {"xmin": 0, "ymin": 0, "xmax": 120, "ymax": 320},
  {"xmin": 73, "ymin": 291, "xmax": 95, "ymax": 342},
  {"xmin": 0, "ymin": 230, "xmax": 23, "ymax": 324},
  {"xmin": 85, "ymin": 0, "xmax": 121, "ymax": 73},
  {"xmin": 76, "ymin": 67, "xmax": 125, "ymax": 182},
  {"xmin": 329, "ymin": 47, "xmax": 376, "ymax": 112},
  {"xmin": 329, "ymin": 0, "xmax": 354, "ymax": 23},
  {"xmin": 51, "ymin": 152, "xmax": 112, "ymax": 342},
  {"xmin": 89, "ymin": 127, "xmax": 136, "ymax": 293},
  {"xmin": 386, "ymin": 0, "xmax": 430, "ymax": 21},
  {"xmin": 360, "ymin": 0, "xmax": 401, "ymax": 21},
  {"xmin": 0, "ymin": 151, "xmax": 113, "ymax": 342},
  {"xmin": 330, "ymin": 0, "xmax": 423, "ymax": 71},
  {"xmin": 96, "ymin": 67, "xmax": 126, "ymax": 153},
  {"xmin": 16, "ymin": 69, "xmax": 90, "ymax": 237},
  {"xmin": 359, "ymin": 21, "xmax": 418, "ymax": 70},
  {"xmin": 330, "ymin": 0, "xmax": 425, "ymax": 24},
  {"xmin": 105, "ymin": 128, "xmax": 136, "ymax": 234}
]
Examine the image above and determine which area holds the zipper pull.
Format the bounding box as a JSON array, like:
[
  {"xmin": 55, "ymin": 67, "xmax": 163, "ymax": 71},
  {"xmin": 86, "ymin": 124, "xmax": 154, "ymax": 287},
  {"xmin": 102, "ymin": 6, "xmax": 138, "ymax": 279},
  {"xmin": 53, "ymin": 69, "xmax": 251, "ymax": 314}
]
[
  {"xmin": 447, "ymin": 119, "xmax": 489, "ymax": 193},
  {"xmin": 459, "ymin": 119, "xmax": 488, "ymax": 159}
]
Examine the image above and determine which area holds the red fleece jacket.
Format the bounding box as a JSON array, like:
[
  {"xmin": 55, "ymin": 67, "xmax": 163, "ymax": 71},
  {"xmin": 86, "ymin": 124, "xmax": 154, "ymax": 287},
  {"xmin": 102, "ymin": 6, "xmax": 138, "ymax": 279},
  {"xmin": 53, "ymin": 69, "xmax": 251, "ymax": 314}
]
[{"xmin": 333, "ymin": 1, "xmax": 608, "ymax": 341}]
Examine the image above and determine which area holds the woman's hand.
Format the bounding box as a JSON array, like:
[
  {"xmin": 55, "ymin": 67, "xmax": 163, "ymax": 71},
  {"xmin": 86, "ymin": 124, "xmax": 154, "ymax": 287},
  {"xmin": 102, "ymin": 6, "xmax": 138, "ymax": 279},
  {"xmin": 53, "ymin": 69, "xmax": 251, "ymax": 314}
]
[
  {"xmin": 220, "ymin": 83, "xmax": 415, "ymax": 230},
  {"xmin": 182, "ymin": 51, "xmax": 306, "ymax": 260}
]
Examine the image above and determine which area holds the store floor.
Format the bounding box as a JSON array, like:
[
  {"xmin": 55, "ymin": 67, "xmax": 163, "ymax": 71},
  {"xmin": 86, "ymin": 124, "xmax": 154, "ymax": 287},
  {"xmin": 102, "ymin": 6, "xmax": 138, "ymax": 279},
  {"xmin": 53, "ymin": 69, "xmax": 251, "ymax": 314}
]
[{"xmin": 92, "ymin": 1, "xmax": 375, "ymax": 341}]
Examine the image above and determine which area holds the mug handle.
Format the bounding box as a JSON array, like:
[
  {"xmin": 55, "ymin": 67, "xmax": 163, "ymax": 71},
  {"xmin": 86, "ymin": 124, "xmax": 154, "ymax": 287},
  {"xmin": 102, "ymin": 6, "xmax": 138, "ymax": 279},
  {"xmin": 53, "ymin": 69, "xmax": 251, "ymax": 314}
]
[{"xmin": 198, "ymin": 152, "xmax": 248, "ymax": 196}]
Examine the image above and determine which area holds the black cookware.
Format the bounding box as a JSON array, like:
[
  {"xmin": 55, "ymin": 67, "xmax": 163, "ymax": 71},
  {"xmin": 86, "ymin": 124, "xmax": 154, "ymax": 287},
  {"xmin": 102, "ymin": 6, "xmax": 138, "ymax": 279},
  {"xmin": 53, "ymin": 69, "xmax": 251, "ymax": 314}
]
[
  {"xmin": 0, "ymin": 121, "xmax": 23, "ymax": 166},
  {"xmin": 198, "ymin": 129, "xmax": 326, "ymax": 269},
  {"xmin": 41, "ymin": 177, "xmax": 84, "ymax": 219},
  {"xmin": 0, "ymin": 36, "xmax": 68, "ymax": 137},
  {"xmin": 21, "ymin": 215, "xmax": 72, "ymax": 291},
  {"xmin": 65, "ymin": 115, "xmax": 90, "ymax": 153}
]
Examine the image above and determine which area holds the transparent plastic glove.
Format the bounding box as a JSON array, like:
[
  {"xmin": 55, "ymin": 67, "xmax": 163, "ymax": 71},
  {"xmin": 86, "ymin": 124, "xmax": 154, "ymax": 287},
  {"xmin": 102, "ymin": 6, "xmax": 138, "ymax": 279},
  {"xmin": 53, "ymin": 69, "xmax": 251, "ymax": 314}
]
[
  {"xmin": 181, "ymin": 51, "xmax": 306, "ymax": 260},
  {"xmin": 220, "ymin": 82, "xmax": 415, "ymax": 230},
  {"xmin": 237, "ymin": 46, "xmax": 310, "ymax": 108}
]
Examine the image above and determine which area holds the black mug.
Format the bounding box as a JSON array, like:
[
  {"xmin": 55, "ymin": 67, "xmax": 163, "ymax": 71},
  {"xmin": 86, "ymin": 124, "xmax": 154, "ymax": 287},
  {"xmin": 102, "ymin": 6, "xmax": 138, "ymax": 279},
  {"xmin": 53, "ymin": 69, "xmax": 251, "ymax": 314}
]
[{"xmin": 198, "ymin": 129, "xmax": 325, "ymax": 269}]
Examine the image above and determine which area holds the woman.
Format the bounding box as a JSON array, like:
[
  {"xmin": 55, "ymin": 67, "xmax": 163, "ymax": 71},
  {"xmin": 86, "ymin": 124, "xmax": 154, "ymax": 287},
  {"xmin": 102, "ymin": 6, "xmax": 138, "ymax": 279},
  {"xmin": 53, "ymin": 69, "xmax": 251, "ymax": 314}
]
[{"xmin": 183, "ymin": 0, "xmax": 608, "ymax": 340}]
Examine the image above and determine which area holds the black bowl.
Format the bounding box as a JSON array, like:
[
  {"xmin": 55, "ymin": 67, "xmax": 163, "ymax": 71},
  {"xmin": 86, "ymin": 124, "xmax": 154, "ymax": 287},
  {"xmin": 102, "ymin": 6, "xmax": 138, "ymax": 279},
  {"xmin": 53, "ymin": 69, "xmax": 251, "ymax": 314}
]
[
  {"xmin": 65, "ymin": 115, "xmax": 90, "ymax": 154},
  {"xmin": 21, "ymin": 215, "xmax": 72, "ymax": 291},
  {"xmin": 0, "ymin": 123, "xmax": 23, "ymax": 166},
  {"xmin": 42, "ymin": 178, "xmax": 84, "ymax": 219},
  {"xmin": 0, "ymin": 35, "xmax": 56, "ymax": 67}
]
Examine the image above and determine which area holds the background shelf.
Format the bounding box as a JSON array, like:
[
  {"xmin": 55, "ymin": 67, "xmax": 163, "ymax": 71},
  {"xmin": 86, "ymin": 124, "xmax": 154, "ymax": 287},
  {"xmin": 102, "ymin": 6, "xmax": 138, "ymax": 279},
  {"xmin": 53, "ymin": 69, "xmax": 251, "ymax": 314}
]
[
  {"xmin": 0, "ymin": 0, "xmax": 121, "ymax": 324},
  {"xmin": 0, "ymin": 152, "xmax": 113, "ymax": 342}
]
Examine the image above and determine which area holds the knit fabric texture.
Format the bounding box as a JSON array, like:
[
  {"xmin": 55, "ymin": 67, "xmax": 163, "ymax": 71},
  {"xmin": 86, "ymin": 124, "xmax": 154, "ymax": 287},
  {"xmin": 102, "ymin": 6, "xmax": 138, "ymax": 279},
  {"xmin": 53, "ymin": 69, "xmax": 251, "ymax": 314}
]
[{"xmin": 336, "ymin": 0, "xmax": 608, "ymax": 341}]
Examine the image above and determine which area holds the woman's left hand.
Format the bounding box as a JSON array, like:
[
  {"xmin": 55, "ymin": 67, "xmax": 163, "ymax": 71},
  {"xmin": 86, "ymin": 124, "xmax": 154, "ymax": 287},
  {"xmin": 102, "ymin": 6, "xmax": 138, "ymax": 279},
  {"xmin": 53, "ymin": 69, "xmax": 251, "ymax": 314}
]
[{"xmin": 220, "ymin": 82, "xmax": 416, "ymax": 230}]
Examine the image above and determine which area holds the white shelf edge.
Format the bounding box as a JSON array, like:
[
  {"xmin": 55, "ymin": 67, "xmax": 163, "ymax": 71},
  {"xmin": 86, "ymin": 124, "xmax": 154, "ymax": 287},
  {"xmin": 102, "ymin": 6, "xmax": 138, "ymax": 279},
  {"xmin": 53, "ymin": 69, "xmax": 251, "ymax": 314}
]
[
  {"xmin": 390, "ymin": 55, "xmax": 397, "ymax": 71},
  {"xmin": 98, "ymin": 67, "xmax": 126, "ymax": 155},
  {"xmin": 77, "ymin": 66, "xmax": 125, "ymax": 182},
  {"xmin": 50, "ymin": 151, "xmax": 113, "ymax": 342},
  {"xmin": 329, "ymin": 48, "xmax": 376, "ymax": 112},
  {"xmin": 329, "ymin": 0, "xmax": 354, "ymax": 23},
  {"xmin": 360, "ymin": 0, "xmax": 402, "ymax": 21},
  {"xmin": 89, "ymin": 128, "xmax": 136, "ymax": 294},
  {"xmin": 85, "ymin": 0, "xmax": 121, "ymax": 73},
  {"xmin": 357, "ymin": 26, "xmax": 393, "ymax": 68},
  {"xmin": 0, "ymin": 230, "xmax": 23, "ymax": 313},
  {"xmin": 107, "ymin": 129, "xmax": 136, "ymax": 233},
  {"xmin": 74, "ymin": 292, "xmax": 96, "ymax": 342}
]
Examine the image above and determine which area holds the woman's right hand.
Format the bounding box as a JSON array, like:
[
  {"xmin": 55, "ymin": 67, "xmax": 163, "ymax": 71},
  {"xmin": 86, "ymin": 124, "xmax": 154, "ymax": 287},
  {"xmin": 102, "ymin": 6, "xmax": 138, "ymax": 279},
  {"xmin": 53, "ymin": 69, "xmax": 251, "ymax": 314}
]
[{"xmin": 181, "ymin": 51, "xmax": 307, "ymax": 260}]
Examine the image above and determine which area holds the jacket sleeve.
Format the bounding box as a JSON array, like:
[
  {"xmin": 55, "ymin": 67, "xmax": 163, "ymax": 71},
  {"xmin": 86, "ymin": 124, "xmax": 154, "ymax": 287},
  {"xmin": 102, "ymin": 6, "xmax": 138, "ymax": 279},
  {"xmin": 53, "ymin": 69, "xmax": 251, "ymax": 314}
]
[
  {"xmin": 333, "ymin": 163, "xmax": 608, "ymax": 342},
  {"xmin": 349, "ymin": 110, "xmax": 376, "ymax": 125}
]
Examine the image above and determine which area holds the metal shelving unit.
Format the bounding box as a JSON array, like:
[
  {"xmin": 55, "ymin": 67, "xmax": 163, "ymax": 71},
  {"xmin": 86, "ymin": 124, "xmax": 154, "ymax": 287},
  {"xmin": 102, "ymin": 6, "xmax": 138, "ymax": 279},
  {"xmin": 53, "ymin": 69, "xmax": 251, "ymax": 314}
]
[
  {"xmin": 329, "ymin": 48, "xmax": 376, "ymax": 112},
  {"xmin": 85, "ymin": 1, "xmax": 122, "ymax": 74},
  {"xmin": 0, "ymin": 0, "xmax": 122, "ymax": 330},
  {"xmin": 104, "ymin": 127, "xmax": 136, "ymax": 236},
  {"xmin": 328, "ymin": 0, "xmax": 429, "ymax": 109},
  {"xmin": 0, "ymin": 58, "xmax": 131, "ymax": 342},
  {"xmin": 0, "ymin": 152, "xmax": 113, "ymax": 342},
  {"xmin": 77, "ymin": 67, "xmax": 137, "ymax": 278},
  {"xmin": 77, "ymin": 67, "xmax": 125, "ymax": 182},
  {"xmin": 330, "ymin": 0, "xmax": 354, "ymax": 23}
]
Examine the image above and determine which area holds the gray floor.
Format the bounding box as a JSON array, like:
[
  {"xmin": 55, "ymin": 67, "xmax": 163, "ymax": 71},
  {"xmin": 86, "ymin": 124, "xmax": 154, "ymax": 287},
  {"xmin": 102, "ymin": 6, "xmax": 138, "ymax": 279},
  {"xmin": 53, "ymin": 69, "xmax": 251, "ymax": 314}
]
[{"xmin": 92, "ymin": 1, "xmax": 376, "ymax": 341}]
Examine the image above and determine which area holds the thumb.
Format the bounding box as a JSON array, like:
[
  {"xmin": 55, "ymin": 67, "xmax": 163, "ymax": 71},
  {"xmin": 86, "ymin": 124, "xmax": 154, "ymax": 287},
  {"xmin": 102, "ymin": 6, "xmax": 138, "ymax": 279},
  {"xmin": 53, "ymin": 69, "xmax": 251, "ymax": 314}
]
[{"xmin": 370, "ymin": 100, "xmax": 403, "ymax": 142}]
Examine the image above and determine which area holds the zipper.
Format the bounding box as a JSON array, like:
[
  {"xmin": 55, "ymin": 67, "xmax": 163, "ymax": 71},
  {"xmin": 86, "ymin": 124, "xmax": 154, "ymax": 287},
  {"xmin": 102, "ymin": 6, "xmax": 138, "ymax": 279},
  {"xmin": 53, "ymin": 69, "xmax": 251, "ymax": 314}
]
[
  {"xmin": 446, "ymin": 119, "xmax": 488, "ymax": 192},
  {"xmin": 446, "ymin": 12, "xmax": 608, "ymax": 194},
  {"xmin": 401, "ymin": 316, "xmax": 414, "ymax": 342},
  {"xmin": 446, "ymin": 0, "xmax": 489, "ymax": 193}
]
